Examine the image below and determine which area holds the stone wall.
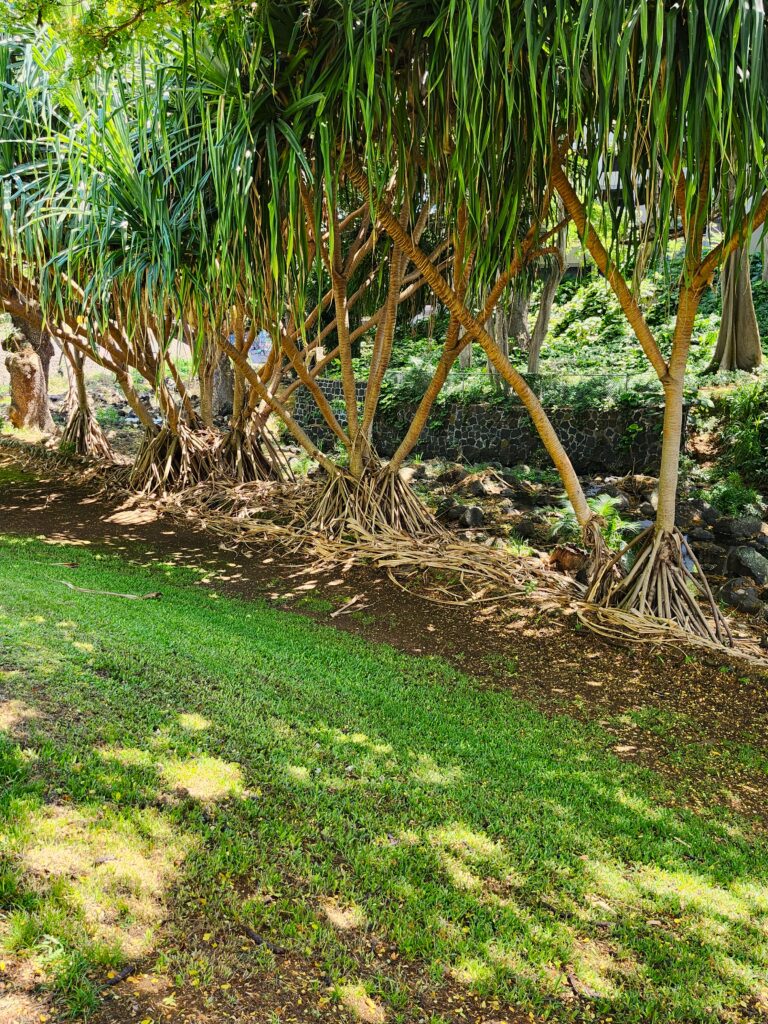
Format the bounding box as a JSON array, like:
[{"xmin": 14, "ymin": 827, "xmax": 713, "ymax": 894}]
[{"xmin": 293, "ymin": 378, "xmax": 680, "ymax": 474}]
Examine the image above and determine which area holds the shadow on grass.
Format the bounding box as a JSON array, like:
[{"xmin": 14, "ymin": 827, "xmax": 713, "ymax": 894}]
[{"xmin": 0, "ymin": 533, "xmax": 767, "ymax": 1022}]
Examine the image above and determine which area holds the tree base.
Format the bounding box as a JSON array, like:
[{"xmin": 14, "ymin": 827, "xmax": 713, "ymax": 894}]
[
  {"xmin": 59, "ymin": 408, "xmax": 113, "ymax": 461},
  {"xmin": 217, "ymin": 427, "xmax": 282, "ymax": 484},
  {"xmin": 308, "ymin": 467, "xmax": 446, "ymax": 539},
  {"xmin": 587, "ymin": 526, "xmax": 731, "ymax": 645},
  {"xmin": 129, "ymin": 424, "xmax": 219, "ymax": 495}
]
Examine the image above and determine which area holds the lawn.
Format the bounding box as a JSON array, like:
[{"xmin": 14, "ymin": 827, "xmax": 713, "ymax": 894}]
[{"xmin": 1, "ymin": 534, "xmax": 767, "ymax": 1022}]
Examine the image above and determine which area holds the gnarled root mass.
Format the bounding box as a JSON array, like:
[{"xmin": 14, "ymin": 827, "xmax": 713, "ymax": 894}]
[
  {"xmin": 59, "ymin": 408, "xmax": 113, "ymax": 462},
  {"xmin": 217, "ymin": 425, "xmax": 291, "ymax": 484},
  {"xmin": 129, "ymin": 424, "xmax": 220, "ymax": 495},
  {"xmin": 308, "ymin": 467, "xmax": 446, "ymax": 539},
  {"xmin": 581, "ymin": 517, "xmax": 616, "ymax": 586},
  {"xmin": 586, "ymin": 526, "xmax": 732, "ymax": 646}
]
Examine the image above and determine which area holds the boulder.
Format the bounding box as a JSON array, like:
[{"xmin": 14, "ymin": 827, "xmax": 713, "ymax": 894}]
[
  {"xmin": 459, "ymin": 505, "xmax": 485, "ymax": 528},
  {"xmin": 398, "ymin": 465, "xmax": 425, "ymax": 485},
  {"xmin": 699, "ymin": 503, "xmax": 720, "ymax": 526},
  {"xmin": 688, "ymin": 527, "xmax": 714, "ymax": 543},
  {"xmin": 514, "ymin": 518, "xmax": 538, "ymax": 540},
  {"xmin": 714, "ymin": 516, "xmax": 762, "ymax": 542},
  {"xmin": 718, "ymin": 577, "xmax": 764, "ymax": 614},
  {"xmin": 726, "ymin": 546, "xmax": 768, "ymax": 586},
  {"xmin": 691, "ymin": 542, "xmax": 729, "ymax": 575},
  {"xmin": 436, "ymin": 464, "xmax": 467, "ymax": 485}
]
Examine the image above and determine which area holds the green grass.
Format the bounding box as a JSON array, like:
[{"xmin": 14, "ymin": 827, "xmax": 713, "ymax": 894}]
[{"xmin": 1, "ymin": 536, "xmax": 768, "ymax": 1022}]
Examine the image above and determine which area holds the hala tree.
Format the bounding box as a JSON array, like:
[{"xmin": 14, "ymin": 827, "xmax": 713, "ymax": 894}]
[{"xmin": 535, "ymin": 0, "xmax": 768, "ymax": 641}]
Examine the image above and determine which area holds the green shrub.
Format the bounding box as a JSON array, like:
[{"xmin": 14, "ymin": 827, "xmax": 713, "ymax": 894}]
[
  {"xmin": 720, "ymin": 378, "xmax": 768, "ymax": 490},
  {"xmin": 550, "ymin": 493, "xmax": 643, "ymax": 551},
  {"xmin": 706, "ymin": 472, "xmax": 762, "ymax": 517}
]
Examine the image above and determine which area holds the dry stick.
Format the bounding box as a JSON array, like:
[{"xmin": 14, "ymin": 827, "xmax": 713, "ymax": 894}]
[
  {"xmin": 347, "ymin": 161, "xmax": 594, "ymax": 531},
  {"xmin": 58, "ymin": 580, "xmax": 161, "ymax": 600}
]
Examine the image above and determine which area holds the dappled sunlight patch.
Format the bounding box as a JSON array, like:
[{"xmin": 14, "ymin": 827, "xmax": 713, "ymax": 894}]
[
  {"xmin": 285, "ymin": 764, "xmax": 310, "ymax": 784},
  {"xmin": 449, "ymin": 956, "xmax": 495, "ymax": 987},
  {"xmin": 438, "ymin": 852, "xmax": 483, "ymax": 891},
  {"xmin": 430, "ymin": 825, "xmax": 503, "ymax": 862},
  {"xmin": 100, "ymin": 745, "xmax": 155, "ymax": 770},
  {"xmin": 411, "ymin": 752, "xmax": 463, "ymax": 786},
  {"xmin": 0, "ymin": 991, "xmax": 50, "ymax": 1024},
  {"xmin": 584, "ymin": 858, "xmax": 639, "ymax": 903},
  {"xmin": 19, "ymin": 802, "xmax": 189, "ymax": 959},
  {"xmin": 635, "ymin": 865, "xmax": 750, "ymax": 922},
  {"xmin": 569, "ymin": 935, "xmax": 641, "ymax": 998},
  {"xmin": 177, "ymin": 712, "xmax": 211, "ymax": 732},
  {"xmin": 0, "ymin": 699, "xmax": 40, "ymax": 735},
  {"xmin": 339, "ymin": 983, "xmax": 386, "ymax": 1023},
  {"xmin": 613, "ymin": 788, "xmax": 665, "ymax": 820},
  {"xmin": 320, "ymin": 725, "xmax": 393, "ymax": 756},
  {"xmin": 320, "ymin": 897, "xmax": 367, "ymax": 932},
  {"xmin": 161, "ymin": 755, "xmax": 243, "ymax": 801}
]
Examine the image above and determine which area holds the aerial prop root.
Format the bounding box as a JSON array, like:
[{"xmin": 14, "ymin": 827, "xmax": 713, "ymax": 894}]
[
  {"xmin": 306, "ymin": 466, "xmax": 447, "ymax": 539},
  {"xmin": 59, "ymin": 407, "xmax": 114, "ymax": 462},
  {"xmin": 217, "ymin": 424, "xmax": 285, "ymax": 484},
  {"xmin": 585, "ymin": 526, "xmax": 732, "ymax": 646},
  {"xmin": 128, "ymin": 422, "xmax": 220, "ymax": 495}
]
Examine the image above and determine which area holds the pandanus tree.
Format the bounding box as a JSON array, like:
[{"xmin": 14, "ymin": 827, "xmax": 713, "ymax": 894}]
[{"xmin": 532, "ymin": 0, "xmax": 768, "ymax": 642}]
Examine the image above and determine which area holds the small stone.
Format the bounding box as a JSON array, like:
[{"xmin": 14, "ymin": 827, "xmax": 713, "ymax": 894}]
[
  {"xmin": 638, "ymin": 501, "xmax": 656, "ymax": 518},
  {"xmin": 460, "ymin": 505, "xmax": 485, "ymax": 528}
]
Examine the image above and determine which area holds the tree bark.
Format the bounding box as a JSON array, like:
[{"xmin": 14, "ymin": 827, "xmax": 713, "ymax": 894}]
[
  {"xmin": 528, "ymin": 232, "xmax": 566, "ymax": 374},
  {"xmin": 4, "ymin": 327, "xmax": 55, "ymax": 432},
  {"xmin": 212, "ymin": 352, "xmax": 234, "ymax": 418},
  {"xmin": 709, "ymin": 247, "xmax": 762, "ymax": 371},
  {"xmin": 4, "ymin": 316, "xmax": 55, "ymax": 432}
]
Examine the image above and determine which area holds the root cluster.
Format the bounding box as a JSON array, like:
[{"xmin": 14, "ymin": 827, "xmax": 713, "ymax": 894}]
[
  {"xmin": 307, "ymin": 468, "xmax": 446, "ymax": 539},
  {"xmin": 59, "ymin": 408, "xmax": 114, "ymax": 461},
  {"xmin": 129, "ymin": 424, "xmax": 220, "ymax": 495},
  {"xmin": 217, "ymin": 426, "xmax": 288, "ymax": 484},
  {"xmin": 587, "ymin": 526, "xmax": 732, "ymax": 646}
]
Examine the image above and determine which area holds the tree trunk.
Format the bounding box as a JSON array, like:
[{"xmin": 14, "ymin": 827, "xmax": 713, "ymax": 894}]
[
  {"xmin": 457, "ymin": 329, "xmax": 472, "ymax": 368},
  {"xmin": 212, "ymin": 353, "xmax": 234, "ymax": 419},
  {"xmin": 487, "ymin": 307, "xmax": 510, "ymax": 391},
  {"xmin": 199, "ymin": 365, "xmax": 215, "ymax": 428},
  {"xmin": 528, "ymin": 238, "xmax": 566, "ymax": 374},
  {"xmin": 4, "ymin": 327, "xmax": 55, "ymax": 432},
  {"xmin": 709, "ymin": 247, "xmax": 762, "ymax": 371},
  {"xmin": 4, "ymin": 317, "xmax": 55, "ymax": 432}
]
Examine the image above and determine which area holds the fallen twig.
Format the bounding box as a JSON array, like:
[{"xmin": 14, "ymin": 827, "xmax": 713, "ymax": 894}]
[
  {"xmin": 241, "ymin": 925, "xmax": 287, "ymax": 954},
  {"xmin": 58, "ymin": 580, "xmax": 161, "ymax": 600},
  {"xmin": 101, "ymin": 964, "xmax": 136, "ymax": 989},
  {"xmin": 330, "ymin": 593, "xmax": 367, "ymax": 617}
]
